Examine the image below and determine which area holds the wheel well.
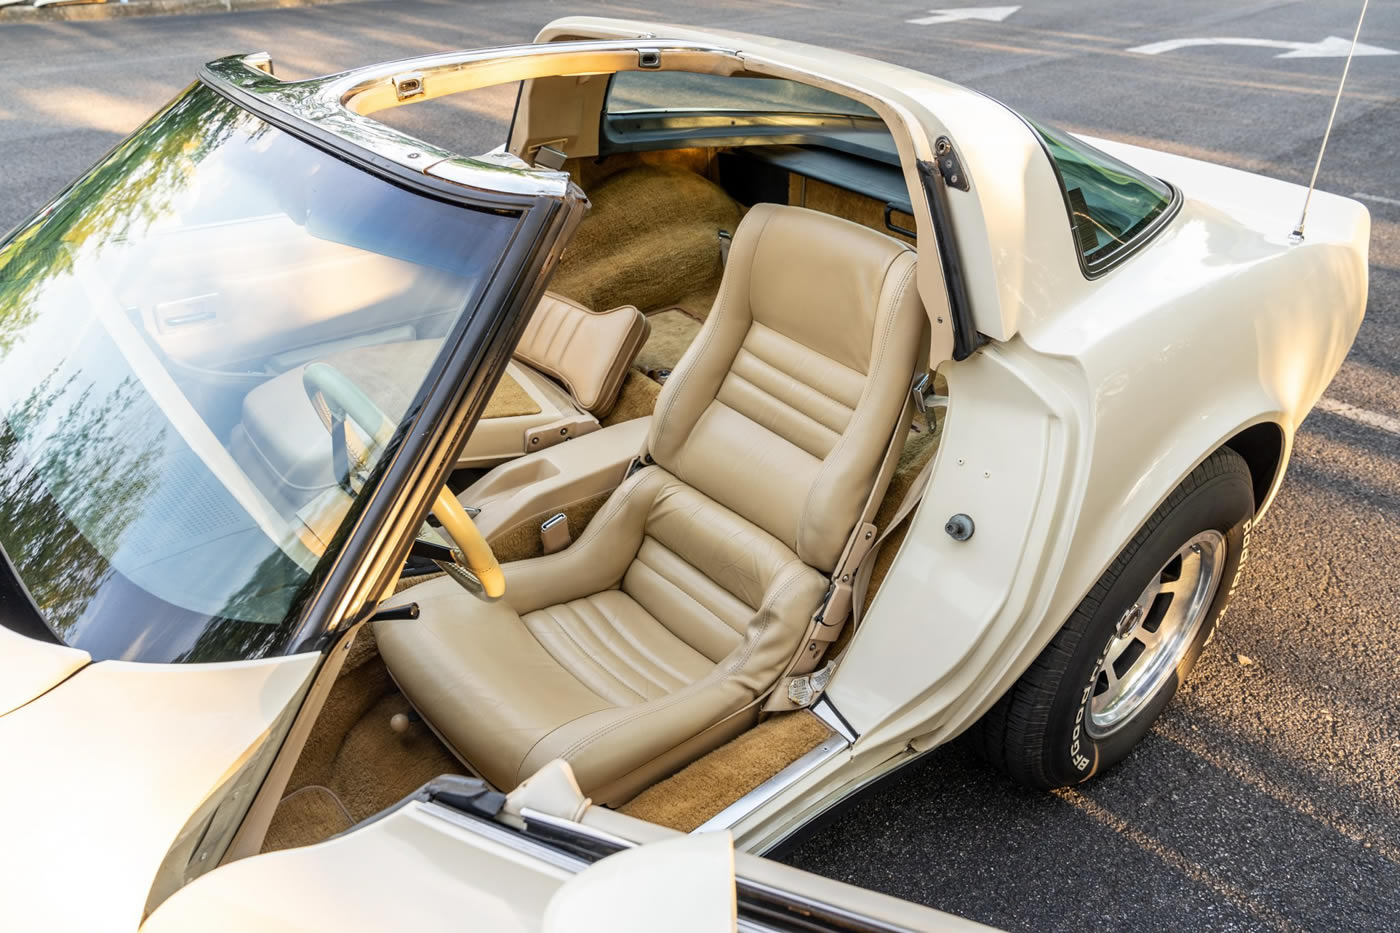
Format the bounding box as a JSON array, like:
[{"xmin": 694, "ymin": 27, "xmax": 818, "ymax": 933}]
[{"xmin": 1221, "ymin": 422, "xmax": 1285, "ymax": 512}]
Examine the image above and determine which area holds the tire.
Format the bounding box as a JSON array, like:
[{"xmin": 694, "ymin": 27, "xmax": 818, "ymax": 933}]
[{"xmin": 972, "ymin": 447, "xmax": 1255, "ymax": 789}]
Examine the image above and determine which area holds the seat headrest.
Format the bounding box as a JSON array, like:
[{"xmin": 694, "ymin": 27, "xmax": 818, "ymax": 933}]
[{"xmin": 647, "ymin": 203, "xmax": 925, "ymax": 573}]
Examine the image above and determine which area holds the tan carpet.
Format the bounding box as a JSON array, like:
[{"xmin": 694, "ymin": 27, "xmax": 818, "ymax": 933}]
[
  {"xmin": 482, "ymin": 371, "xmax": 541, "ymax": 419},
  {"xmin": 635, "ymin": 308, "xmax": 703, "ymax": 377},
  {"xmin": 262, "ymin": 627, "xmax": 463, "ymax": 853},
  {"xmin": 549, "ymin": 164, "xmax": 742, "ymax": 316},
  {"xmin": 619, "ymin": 711, "xmax": 833, "ymax": 832},
  {"xmin": 601, "ymin": 370, "xmax": 661, "ymax": 427},
  {"xmin": 486, "ymin": 491, "xmax": 612, "ymax": 564},
  {"xmin": 262, "ymin": 786, "xmax": 353, "ymax": 853}
]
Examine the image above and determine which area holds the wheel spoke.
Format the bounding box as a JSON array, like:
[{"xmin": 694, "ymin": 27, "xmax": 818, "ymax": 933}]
[
  {"xmin": 1103, "ymin": 634, "xmax": 1133, "ymax": 668},
  {"xmin": 1088, "ymin": 529, "xmax": 1228, "ymax": 738}
]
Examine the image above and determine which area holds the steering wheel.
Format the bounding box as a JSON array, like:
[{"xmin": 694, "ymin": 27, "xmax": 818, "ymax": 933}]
[{"xmin": 302, "ymin": 362, "xmax": 505, "ymax": 600}]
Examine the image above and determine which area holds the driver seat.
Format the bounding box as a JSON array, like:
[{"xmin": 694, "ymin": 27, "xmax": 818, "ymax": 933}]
[{"xmin": 375, "ymin": 204, "xmax": 924, "ymax": 802}]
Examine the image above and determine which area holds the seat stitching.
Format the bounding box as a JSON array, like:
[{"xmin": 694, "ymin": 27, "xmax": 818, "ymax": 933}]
[
  {"xmin": 635, "ymin": 536, "xmax": 753, "ymax": 620},
  {"xmin": 550, "ymin": 562, "xmax": 808, "ymax": 765},
  {"xmin": 630, "ymin": 549, "xmax": 746, "ymax": 651},
  {"xmin": 570, "ymin": 595, "xmax": 683, "ymax": 699},
  {"xmin": 650, "ymin": 207, "xmax": 775, "ymax": 451},
  {"xmin": 721, "ymin": 371, "xmax": 842, "ymax": 459},
  {"xmin": 739, "ymin": 329, "xmax": 861, "ymax": 413},
  {"xmin": 796, "ymin": 256, "xmax": 916, "ymax": 565},
  {"xmin": 528, "ymin": 603, "xmax": 642, "ymax": 705},
  {"xmin": 551, "ymin": 563, "xmax": 811, "ymax": 764},
  {"xmin": 710, "ymin": 399, "xmax": 821, "ymax": 468},
  {"xmin": 593, "ymin": 591, "xmax": 710, "ymax": 689}
]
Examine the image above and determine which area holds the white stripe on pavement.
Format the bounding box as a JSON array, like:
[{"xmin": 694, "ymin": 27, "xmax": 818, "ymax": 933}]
[
  {"xmin": 1314, "ymin": 396, "xmax": 1400, "ymax": 437},
  {"xmin": 1353, "ymin": 191, "xmax": 1400, "ymax": 208}
]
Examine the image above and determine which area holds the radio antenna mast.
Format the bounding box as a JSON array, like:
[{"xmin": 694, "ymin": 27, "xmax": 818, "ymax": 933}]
[{"xmin": 1292, "ymin": 0, "xmax": 1373, "ymax": 242}]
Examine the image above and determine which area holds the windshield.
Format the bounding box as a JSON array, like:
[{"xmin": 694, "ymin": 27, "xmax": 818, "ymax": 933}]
[
  {"xmin": 0, "ymin": 83, "xmax": 518, "ymax": 663},
  {"xmin": 606, "ymin": 71, "xmax": 879, "ymax": 118}
]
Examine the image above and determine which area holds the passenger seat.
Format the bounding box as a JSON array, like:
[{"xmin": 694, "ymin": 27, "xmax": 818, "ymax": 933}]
[{"xmin": 232, "ymin": 293, "xmax": 648, "ymax": 513}]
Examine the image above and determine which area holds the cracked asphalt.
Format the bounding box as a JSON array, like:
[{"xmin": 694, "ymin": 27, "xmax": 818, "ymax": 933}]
[{"xmin": 1, "ymin": 1, "xmax": 1397, "ymax": 930}]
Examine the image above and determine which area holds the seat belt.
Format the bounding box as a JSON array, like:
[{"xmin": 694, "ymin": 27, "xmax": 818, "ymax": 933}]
[{"xmin": 764, "ymin": 373, "xmax": 933, "ymax": 712}]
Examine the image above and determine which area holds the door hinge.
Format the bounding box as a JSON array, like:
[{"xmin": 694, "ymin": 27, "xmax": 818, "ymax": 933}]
[{"xmin": 934, "ymin": 137, "xmax": 969, "ymax": 192}]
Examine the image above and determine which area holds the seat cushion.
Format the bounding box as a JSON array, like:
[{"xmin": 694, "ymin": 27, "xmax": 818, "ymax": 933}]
[{"xmin": 376, "ymin": 466, "xmax": 827, "ymax": 797}]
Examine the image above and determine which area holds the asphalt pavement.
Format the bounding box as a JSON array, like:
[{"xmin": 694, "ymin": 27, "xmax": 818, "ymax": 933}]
[{"xmin": 2, "ymin": 2, "xmax": 1398, "ymax": 930}]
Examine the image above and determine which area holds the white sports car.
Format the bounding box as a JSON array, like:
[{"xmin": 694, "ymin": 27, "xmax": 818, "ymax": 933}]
[{"xmin": 0, "ymin": 17, "xmax": 1368, "ymax": 931}]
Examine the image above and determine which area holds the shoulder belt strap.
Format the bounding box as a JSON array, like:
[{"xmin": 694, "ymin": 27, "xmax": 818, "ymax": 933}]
[{"xmin": 763, "ymin": 374, "xmax": 927, "ymax": 712}]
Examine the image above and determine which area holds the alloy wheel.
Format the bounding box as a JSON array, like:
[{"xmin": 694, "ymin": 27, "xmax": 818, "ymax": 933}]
[{"xmin": 1086, "ymin": 530, "xmax": 1227, "ymax": 738}]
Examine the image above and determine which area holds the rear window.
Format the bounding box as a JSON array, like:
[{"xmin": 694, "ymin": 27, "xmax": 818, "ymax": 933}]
[
  {"xmin": 1027, "ymin": 120, "xmax": 1177, "ymax": 276},
  {"xmin": 606, "ymin": 71, "xmax": 877, "ymax": 118}
]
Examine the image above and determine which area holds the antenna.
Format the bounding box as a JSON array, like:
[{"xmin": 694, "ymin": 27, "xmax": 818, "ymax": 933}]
[{"xmin": 1291, "ymin": 0, "xmax": 1373, "ymax": 241}]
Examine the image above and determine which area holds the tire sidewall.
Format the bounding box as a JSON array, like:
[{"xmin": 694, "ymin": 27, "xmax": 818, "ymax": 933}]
[{"xmin": 1044, "ymin": 467, "xmax": 1254, "ymax": 786}]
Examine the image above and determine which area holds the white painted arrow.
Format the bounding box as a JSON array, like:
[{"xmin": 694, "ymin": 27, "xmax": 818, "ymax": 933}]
[
  {"xmin": 907, "ymin": 6, "xmax": 1020, "ymax": 26},
  {"xmin": 1128, "ymin": 35, "xmax": 1398, "ymax": 59}
]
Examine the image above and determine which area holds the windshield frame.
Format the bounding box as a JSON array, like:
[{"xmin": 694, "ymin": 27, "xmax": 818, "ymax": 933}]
[{"xmin": 0, "ymin": 70, "xmax": 583, "ymax": 663}]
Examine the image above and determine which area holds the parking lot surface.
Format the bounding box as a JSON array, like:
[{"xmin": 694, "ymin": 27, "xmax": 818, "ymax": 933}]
[{"xmin": 2, "ymin": 2, "xmax": 1397, "ymax": 929}]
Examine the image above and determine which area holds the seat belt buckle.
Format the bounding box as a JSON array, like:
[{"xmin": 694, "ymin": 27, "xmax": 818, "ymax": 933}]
[
  {"xmin": 540, "ymin": 512, "xmax": 571, "ymax": 554},
  {"xmin": 911, "ymin": 371, "xmax": 934, "ymax": 434},
  {"xmin": 786, "ymin": 661, "xmax": 836, "ymax": 708}
]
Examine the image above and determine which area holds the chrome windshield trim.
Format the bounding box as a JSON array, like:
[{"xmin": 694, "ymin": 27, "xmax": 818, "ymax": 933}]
[
  {"xmin": 693, "ymin": 733, "xmax": 849, "ymax": 834},
  {"xmin": 200, "ymin": 40, "xmax": 742, "ymax": 201}
]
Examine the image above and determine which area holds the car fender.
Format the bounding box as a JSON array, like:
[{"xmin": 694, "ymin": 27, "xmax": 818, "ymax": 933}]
[
  {"xmin": 829, "ymin": 210, "xmax": 1365, "ymax": 752},
  {"xmin": 0, "ymin": 625, "xmax": 89, "ymax": 716},
  {"xmin": 0, "ymin": 653, "xmax": 318, "ymax": 932}
]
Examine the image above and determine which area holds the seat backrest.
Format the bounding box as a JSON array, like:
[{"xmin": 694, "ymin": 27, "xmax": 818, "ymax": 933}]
[
  {"xmin": 513, "ymin": 293, "xmax": 650, "ymax": 417},
  {"xmin": 648, "ymin": 203, "xmax": 925, "ymax": 574}
]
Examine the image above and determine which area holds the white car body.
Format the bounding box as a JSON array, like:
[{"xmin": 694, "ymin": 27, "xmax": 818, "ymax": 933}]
[{"xmin": 0, "ymin": 16, "xmax": 1367, "ymax": 931}]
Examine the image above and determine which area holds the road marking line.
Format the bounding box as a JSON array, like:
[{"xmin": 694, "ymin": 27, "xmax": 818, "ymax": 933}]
[
  {"xmin": 1353, "ymin": 191, "xmax": 1400, "ymax": 208},
  {"xmin": 1314, "ymin": 396, "xmax": 1400, "ymax": 437},
  {"xmin": 906, "ymin": 6, "xmax": 1020, "ymax": 26},
  {"xmin": 1127, "ymin": 36, "xmax": 1398, "ymax": 58}
]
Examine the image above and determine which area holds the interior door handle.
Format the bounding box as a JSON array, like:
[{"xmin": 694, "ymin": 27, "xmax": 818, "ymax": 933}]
[{"xmin": 154, "ymin": 293, "xmax": 219, "ymax": 331}]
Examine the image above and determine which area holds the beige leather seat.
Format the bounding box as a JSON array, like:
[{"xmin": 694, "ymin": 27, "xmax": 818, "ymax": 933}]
[
  {"xmin": 376, "ymin": 204, "xmax": 924, "ymax": 802},
  {"xmin": 232, "ymin": 293, "xmax": 647, "ymax": 512}
]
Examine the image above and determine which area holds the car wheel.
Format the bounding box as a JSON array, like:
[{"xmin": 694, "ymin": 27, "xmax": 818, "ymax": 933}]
[{"xmin": 972, "ymin": 447, "xmax": 1254, "ymax": 789}]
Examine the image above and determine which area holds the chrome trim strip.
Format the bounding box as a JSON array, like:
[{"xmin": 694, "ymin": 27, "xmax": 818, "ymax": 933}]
[
  {"xmin": 202, "ymin": 40, "xmax": 742, "ymax": 201},
  {"xmin": 693, "ymin": 733, "xmax": 849, "ymax": 834},
  {"xmin": 737, "ymin": 875, "xmax": 920, "ymax": 933},
  {"xmin": 416, "ymin": 800, "xmax": 590, "ymax": 874}
]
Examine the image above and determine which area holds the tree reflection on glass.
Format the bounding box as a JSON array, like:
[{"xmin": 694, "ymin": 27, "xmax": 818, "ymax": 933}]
[{"xmin": 0, "ymin": 375, "xmax": 165, "ymax": 638}]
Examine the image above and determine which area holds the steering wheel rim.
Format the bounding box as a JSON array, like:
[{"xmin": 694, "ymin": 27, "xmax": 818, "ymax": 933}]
[
  {"xmin": 431, "ymin": 488, "xmax": 506, "ymax": 600},
  {"xmin": 303, "ymin": 361, "xmax": 505, "ymax": 600}
]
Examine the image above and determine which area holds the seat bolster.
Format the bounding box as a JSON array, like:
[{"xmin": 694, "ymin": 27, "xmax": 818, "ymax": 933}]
[
  {"xmin": 795, "ymin": 250, "xmax": 923, "ymax": 570},
  {"xmin": 503, "ymin": 465, "xmax": 669, "ymax": 614}
]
